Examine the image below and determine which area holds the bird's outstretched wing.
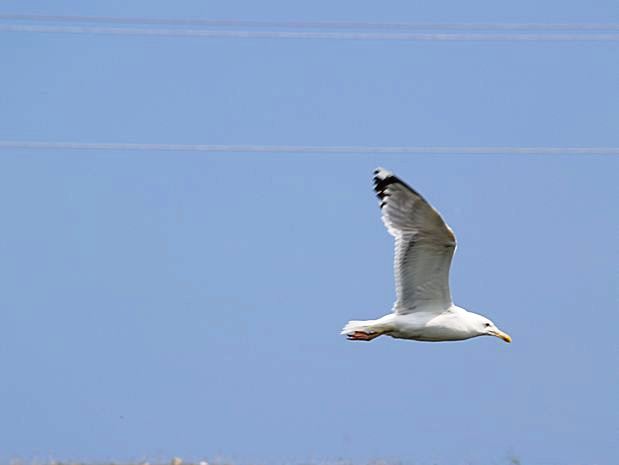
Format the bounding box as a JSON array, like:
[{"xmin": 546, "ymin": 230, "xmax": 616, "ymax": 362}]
[{"xmin": 373, "ymin": 168, "xmax": 457, "ymax": 314}]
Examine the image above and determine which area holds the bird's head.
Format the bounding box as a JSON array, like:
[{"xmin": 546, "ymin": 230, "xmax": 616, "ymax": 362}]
[{"xmin": 473, "ymin": 314, "xmax": 512, "ymax": 343}]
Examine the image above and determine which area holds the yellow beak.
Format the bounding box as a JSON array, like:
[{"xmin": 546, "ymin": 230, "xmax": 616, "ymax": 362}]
[{"xmin": 494, "ymin": 330, "xmax": 512, "ymax": 343}]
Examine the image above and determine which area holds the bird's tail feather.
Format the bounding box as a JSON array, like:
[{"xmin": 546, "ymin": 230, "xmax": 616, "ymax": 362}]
[{"xmin": 340, "ymin": 319, "xmax": 379, "ymax": 335}]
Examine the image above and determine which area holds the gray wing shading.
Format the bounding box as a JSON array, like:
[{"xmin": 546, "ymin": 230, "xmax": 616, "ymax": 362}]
[{"xmin": 373, "ymin": 167, "xmax": 457, "ymax": 314}]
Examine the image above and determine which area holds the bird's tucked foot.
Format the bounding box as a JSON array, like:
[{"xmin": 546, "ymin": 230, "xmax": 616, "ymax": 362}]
[{"xmin": 346, "ymin": 330, "xmax": 381, "ymax": 341}]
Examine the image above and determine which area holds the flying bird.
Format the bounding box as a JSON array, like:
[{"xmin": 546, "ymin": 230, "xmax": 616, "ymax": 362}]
[{"xmin": 341, "ymin": 168, "xmax": 511, "ymax": 344}]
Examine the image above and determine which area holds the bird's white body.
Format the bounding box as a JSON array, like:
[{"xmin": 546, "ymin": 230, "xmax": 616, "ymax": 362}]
[
  {"xmin": 343, "ymin": 305, "xmax": 490, "ymax": 342},
  {"xmin": 341, "ymin": 168, "xmax": 511, "ymax": 344}
]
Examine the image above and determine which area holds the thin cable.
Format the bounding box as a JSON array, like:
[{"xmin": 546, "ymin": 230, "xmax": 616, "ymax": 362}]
[
  {"xmin": 1, "ymin": 13, "xmax": 618, "ymax": 31},
  {"xmin": 0, "ymin": 24, "xmax": 618, "ymax": 41},
  {"xmin": 1, "ymin": 141, "xmax": 617, "ymax": 155}
]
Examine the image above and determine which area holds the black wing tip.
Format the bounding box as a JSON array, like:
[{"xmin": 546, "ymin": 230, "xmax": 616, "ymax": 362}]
[
  {"xmin": 373, "ymin": 166, "xmax": 391, "ymax": 179},
  {"xmin": 373, "ymin": 168, "xmax": 396, "ymax": 205},
  {"xmin": 372, "ymin": 167, "xmax": 423, "ymax": 204}
]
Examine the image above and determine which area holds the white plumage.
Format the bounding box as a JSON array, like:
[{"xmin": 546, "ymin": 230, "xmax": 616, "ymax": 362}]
[{"xmin": 341, "ymin": 168, "xmax": 511, "ymax": 344}]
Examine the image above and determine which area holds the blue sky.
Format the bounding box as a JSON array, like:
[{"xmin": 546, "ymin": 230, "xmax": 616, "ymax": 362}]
[{"xmin": 0, "ymin": 1, "xmax": 618, "ymax": 465}]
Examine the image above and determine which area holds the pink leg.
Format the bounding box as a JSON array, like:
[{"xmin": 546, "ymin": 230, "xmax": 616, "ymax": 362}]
[{"xmin": 347, "ymin": 331, "xmax": 381, "ymax": 341}]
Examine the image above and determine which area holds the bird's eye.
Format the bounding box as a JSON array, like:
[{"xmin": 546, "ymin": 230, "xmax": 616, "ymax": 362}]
[{"xmin": 485, "ymin": 323, "xmax": 491, "ymax": 327}]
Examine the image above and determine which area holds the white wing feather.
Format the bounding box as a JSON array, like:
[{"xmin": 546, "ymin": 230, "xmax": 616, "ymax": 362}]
[{"xmin": 373, "ymin": 168, "xmax": 457, "ymax": 314}]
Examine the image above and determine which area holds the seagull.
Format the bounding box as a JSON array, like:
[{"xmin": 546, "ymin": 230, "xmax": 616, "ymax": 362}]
[{"xmin": 341, "ymin": 168, "xmax": 511, "ymax": 344}]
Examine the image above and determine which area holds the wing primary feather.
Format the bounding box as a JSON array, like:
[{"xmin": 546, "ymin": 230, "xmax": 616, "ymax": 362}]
[{"xmin": 373, "ymin": 167, "xmax": 426, "ymax": 208}]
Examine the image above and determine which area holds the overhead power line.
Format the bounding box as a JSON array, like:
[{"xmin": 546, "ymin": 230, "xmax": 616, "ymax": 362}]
[
  {"xmin": 1, "ymin": 13, "xmax": 618, "ymax": 31},
  {"xmin": 2, "ymin": 23, "xmax": 619, "ymax": 41},
  {"xmin": 0, "ymin": 141, "xmax": 617, "ymax": 156}
]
